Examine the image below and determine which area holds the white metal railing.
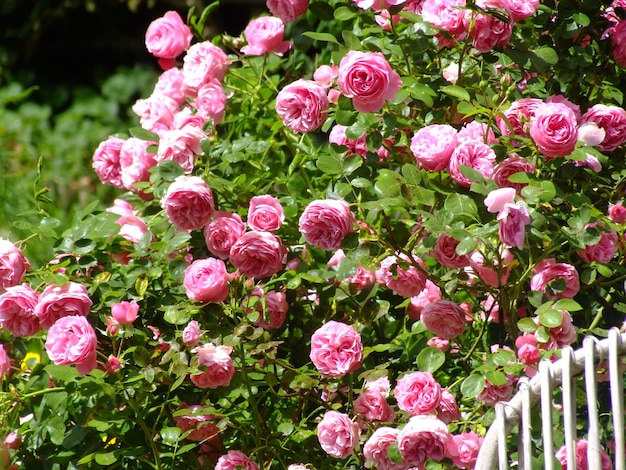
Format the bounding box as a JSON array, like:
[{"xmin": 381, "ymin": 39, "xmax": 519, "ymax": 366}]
[{"xmin": 475, "ymin": 327, "xmax": 626, "ymax": 470}]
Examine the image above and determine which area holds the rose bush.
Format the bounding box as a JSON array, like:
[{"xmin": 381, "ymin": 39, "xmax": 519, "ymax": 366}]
[{"xmin": 2, "ymin": 0, "xmax": 626, "ymax": 468}]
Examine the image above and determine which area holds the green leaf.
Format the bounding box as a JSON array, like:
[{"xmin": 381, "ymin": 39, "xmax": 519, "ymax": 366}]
[
  {"xmin": 45, "ymin": 364, "xmax": 80, "ymax": 382},
  {"xmin": 456, "ymin": 237, "xmax": 478, "ymax": 256},
  {"xmin": 317, "ymin": 153, "xmax": 343, "ymax": 175},
  {"xmin": 517, "ymin": 317, "xmax": 538, "ymax": 333},
  {"xmin": 444, "ymin": 193, "xmax": 479, "ymax": 223},
  {"xmin": 334, "ymin": 5, "xmax": 357, "ymax": 20},
  {"xmin": 461, "ymin": 374, "xmax": 485, "ymax": 398},
  {"xmin": 302, "ymin": 32, "xmax": 340, "ymax": 45},
  {"xmin": 417, "ymin": 347, "xmax": 446, "ymax": 373},
  {"xmin": 161, "ymin": 427, "xmax": 182, "ymax": 446},
  {"xmin": 128, "ymin": 127, "xmax": 159, "ymax": 142},
  {"xmin": 440, "ymin": 85, "xmax": 471, "ymax": 102},
  {"xmin": 553, "ymin": 299, "xmax": 583, "ymax": 312},
  {"xmin": 95, "ymin": 452, "xmax": 118, "ymax": 465},
  {"xmin": 539, "ymin": 309, "xmax": 563, "ymax": 328},
  {"xmin": 485, "ymin": 370, "xmax": 507, "ymax": 386},
  {"xmin": 277, "ymin": 422, "xmax": 294, "ymax": 436},
  {"xmin": 163, "ymin": 306, "xmax": 191, "ymax": 325}
]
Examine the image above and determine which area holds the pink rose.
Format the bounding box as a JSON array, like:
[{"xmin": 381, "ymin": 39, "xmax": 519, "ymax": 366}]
[
  {"xmin": 45, "ymin": 315, "xmax": 97, "ymax": 375},
  {"xmin": 421, "ymin": 299, "xmax": 466, "ymax": 339},
  {"xmin": 446, "ymin": 431, "xmax": 484, "ymax": 469},
  {"xmin": 184, "ymin": 258, "xmax": 229, "ymax": 303},
  {"xmin": 313, "ymin": 64, "xmax": 338, "ymax": 88},
  {"xmin": 107, "ymin": 199, "xmax": 150, "ymax": 244},
  {"xmin": 410, "ymin": 124, "xmax": 458, "ymax": 172},
  {"xmin": 162, "ymin": 175, "xmax": 215, "ymax": 231},
  {"xmin": 421, "ymin": 0, "xmax": 468, "ymax": 37},
  {"xmin": 465, "ymin": 0, "xmax": 512, "ymax": 53},
  {"xmin": 432, "ymin": 234, "xmax": 471, "ymax": 269},
  {"xmin": 581, "ymin": 103, "xmax": 626, "ymax": 152},
  {"xmin": 0, "ymin": 284, "xmax": 41, "ymax": 337},
  {"xmin": 157, "ymin": 125, "xmax": 207, "ymax": 174},
  {"xmin": 376, "ymin": 254, "xmax": 428, "ymax": 298},
  {"xmin": 427, "ymin": 336, "xmax": 451, "ymax": 353},
  {"xmin": 35, "ymin": 282, "xmax": 92, "ymax": 330},
  {"xmin": 173, "ymin": 107, "xmax": 206, "ymax": 130},
  {"xmin": 275, "ymin": 79, "xmax": 329, "ymax": 133},
  {"xmin": 182, "ymin": 41, "xmax": 229, "ymax": 94},
  {"xmin": 92, "ymin": 136, "xmax": 126, "ymax": 189},
  {"xmin": 191, "ymin": 343, "xmax": 235, "ymax": 389},
  {"xmin": 529, "ymin": 102, "xmax": 579, "ymax": 158},
  {"xmin": 484, "ymin": 187, "xmax": 516, "ymax": 213},
  {"xmin": 498, "ymin": 201, "xmax": 531, "ymax": 249},
  {"xmin": 516, "ymin": 333, "xmax": 540, "ymax": 366},
  {"xmin": 105, "ymin": 355, "xmax": 122, "ymax": 374},
  {"xmin": 394, "ymin": 371, "xmax": 442, "ymax": 415},
  {"xmin": 542, "ymin": 310, "xmax": 577, "ymax": 350},
  {"xmin": 119, "ymin": 137, "xmax": 158, "ymax": 192},
  {"xmin": 132, "ymin": 94, "xmax": 178, "ymax": 135},
  {"xmin": 468, "ymin": 247, "xmax": 514, "ymax": 288},
  {"xmin": 182, "ymin": 320, "xmax": 201, "ymax": 347},
  {"xmin": 577, "ymin": 122, "xmax": 606, "ymax": 146},
  {"xmin": 329, "ymin": 124, "xmax": 368, "ymax": 157},
  {"xmin": 309, "ymin": 320, "xmax": 363, "ymax": 376},
  {"xmin": 243, "ymin": 287, "xmax": 289, "ymax": 329},
  {"xmin": 299, "ymin": 199, "xmax": 355, "ymax": 250},
  {"xmin": 448, "ymin": 140, "xmax": 496, "ymax": 187},
  {"xmin": 477, "ymin": 374, "xmax": 515, "ymax": 405},
  {"xmin": 397, "ymin": 415, "xmax": 451, "ymax": 468},
  {"xmin": 608, "ymin": 202, "xmax": 626, "ymax": 223},
  {"xmin": 174, "ymin": 404, "xmax": 220, "ymax": 442},
  {"xmin": 204, "ymin": 211, "xmax": 247, "ymax": 259},
  {"xmin": 111, "ymin": 301, "xmax": 139, "ymax": 325},
  {"xmin": 493, "ymin": 154, "xmax": 535, "ymax": 194},
  {"xmin": 530, "ymin": 258, "xmax": 580, "ymax": 300},
  {"xmin": 408, "ymin": 280, "xmax": 442, "ymax": 320},
  {"xmin": 457, "ymin": 120, "xmax": 498, "ymax": 144},
  {"xmin": 145, "ymin": 11, "xmax": 192, "ymax": 59},
  {"xmin": 337, "ymin": 50, "xmax": 402, "ymax": 113},
  {"xmin": 247, "ymin": 195, "xmax": 285, "ymax": 232},
  {"xmin": 195, "ymin": 79, "xmax": 227, "ymax": 124},
  {"xmin": 153, "ymin": 67, "xmax": 186, "ymax": 105},
  {"xmin": 437, "ymin": 389, "xmax": 461, "ymax": 424},
  {"xmin": 328, "ymin": 250, "xmax": 376, "ymax": 290},
  {"xmin": 0, "ymin": 344, "xmax": 10, "ymax": 378},
  {"xmin": 363, "ymin": 427, "xmax": 407, "ymax": 470},
  {"xmin": 267, "ymin": 0, "xmax": 309, "ymax": 23},
  {"xmin": 497, "ymin": 98, "xmax": 543, "ymax": 141},
  {"xmin": 215, "ymin": 450, "xmax": 258, "ymax": 470},
  {"xmin": 353, "ymin": 387, "xmax": 395, "ymax": 424},
  {"xmin": 241, "ymin": 16, "xmax": 291, "ymax": 56},
  {"xmin": 500, "ymin": 0, "xmax": 539, "ymax": 22},
  {"xmin": 555, "ymin": 439, "xmax": 613, "ymax": 470},
  {"xmin": 229, "ymin": 231, "xmax": 287, "ymax": 278},
  {"xmin": 317, "ymin": 410, "xmax": 360, "ymax": 458},
  {"xmin": 0, "ymin": 239, "xmax": 30, "ymax": 293},
  {"xmin": 3, "ymin": 432, "xmax": 21, "ymax": 451},
  {"xmin": 577, "ymin": 223, "xmax": 618, "ymax": 263}
]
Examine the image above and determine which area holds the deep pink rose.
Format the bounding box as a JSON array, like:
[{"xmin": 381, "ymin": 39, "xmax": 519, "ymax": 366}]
[
  {"xmin": 410, "ymin": 124, "xmax": 458, "ymax": 172},
  {"xmin": 543, "ymin": 310, "xmax": 577, "ymax": 350},
  {"xmin": 241, "ymin": 16, "xmax": 291, "ymax": 56},
  {"xmin": 92, "ymin": 136, "xmax": 126, "ymax": 189},
  {"xmin": 376, "ymin": 254, "xmax": 428, "ymax": 298},
  {"xmin": 174, "ymin": 404, "xmax": 220, "ymax": 442},
  {"xmin": 446, "ymin": 431, "xmax": 484, "ymax": 469},
  {"xmin": 0, "ymin": 239, "xmax": 30, "ymax": 293},
  {"xmin": 337, "ymin": 50, "xmax": 402, "ymax": 113},
  {"xmin": 437, "ymin": 389, "xmax": 461, "ymax": 424},
  {"xmin": 432, "ymin": 234, "xmax": 471, "ymax": 269},
  {"xmin": 156, "ymin": 125, "xmax": 207, "ymax": 174},
  {"xmin": 45, "ymin": 315, "xmax": 97, "ymax": 375},
  {"xmin": 145, "ymin": 11, "xmax": 192, "ymax": 59},
  {"xmin": 182, "ymin": 41, "xmax": 229, "ymax": 94},
  {"xmin": 529, "ymin": 102, "xmax": 579, "ymax": 158},
  {"xmin": 299, "ymin": 199, "xmax": 355, "ymax": 250},
  {"xmin": 35, "ymin": 282, "xmax": 92, "ymax": 330},
  {"xmin": 229, "ymin": 231, "xmax": 287, "ymax": 278},
  {"xmin": 0, "ymin": 284, "xmax": 41, "ymax": 337},
  {"xmin": 353, "ymin": 388, "xmax": 395, "ymax": 424},
  {"xmin": 153, "ymin": 67, "xmax": 186, "ymax": 105},
  {"xmin": 465, "ymin": 0, "xmax": 512, "ymax": 53},
  {"xmin": 190, "ymin": 343, "xmax": 235, "ymax": 389},
  {"xmin": 132, "ymin": 94, "xmax": 178, "ymax": 135},
  {"xmin": 182, "ymin": 320, "xmax": 201, "ymax": 347},
  {"xmin": 363, "ymin": 427, "xmax": 407, "ymax": 470},
  {"xmin": 310, "ymin": 320, "xmax": 362, "ymax": 376},
  {"xmin": 329, "ymin": 124, "xmax": 368, "ymax": 157},
  {"xmin": 267, "ymin": 0, "xmax": 309, "ymax": 23},
  {"xmin": 555, "ymin": 439, "xmax": 613, "ymax": 470},
  {"xmin": 0, "ymin": 344, "xmax": 10, "ymax": 378},
  {"xmin": 184, "ymin": 258, "xmax": 229, "ymax": 303},
  {"xmin": 317, "ymin": 410, "xmax": 360, "ymax": 458},
  {"xmin": 493, "ymin": 154, "xmax": 535, "ymax": 194},
  {"xmin": 530, "ymin": 258, "xmax": 580, "ymax": 300},
  {"xmin": 497, "ymin": 98, "xmax": 543, "ymax": 141},
  {"xmin": 611, "ymin": 19, "xmax": 626, "ymax": 67},
  {"xmin": 195, "ymin": 79, "xmax": 227, "ymax": 124},
  {"xmin": 111, "ymin": 301, "xmax": 139, "ymax": 325},
  {"xmin": 421, "ymin": 299, "xmax": 466, "ymax": 339},
  {"xmin": 162, "ymin": 175, "xmax": 215, "ymax": 231},
  {"xmin": 276, "ymin": 79, "xmax": 329, "ymax": 133},
  {"xmin": 215, "ymin": 450, "xmax": 258, "ymax": 470},
  {"xmin": 477, "ymin": 373, "xmax": 515, "ymax": 405},
  {"xmin": 204, "ymin": 212, "xmax": 247, "ymax": 259},
  {"xmin": 105, "ymin": 355, "xmax": 122, "ymax": 374},
  {"xmin": 119, "ymin": 137, "xmax": 158, "ymax": 192},
  {"xmin": 398, "ymin": 415, "xmax": 451, "ymax": 468},
  {"xmin": 581, "ymin": 104, "xmax": 626, "ymax": 152},
  {"xmin": 577, "ymin": 223, "xmax": 618, "ymax": 263},
  {"xmin": 243, "ymin": 287, "xmax": 289, "ymax": 329},
  {"xmin": 407, "ymin": 280, "xmax": 442, "ymax": 320},
  {"xmin": 608, "ymin": 202, "xmax": 626, "ymax": 223},
  {"xmin": 448, "ymin": 140, "xmax": 496, "ymax": 187},
  {"xmin": 394, "ymin": 370, "xmax": 442, "ymax": 415},
  {"xmin": 247, "ymin": 195, "xmax": 285, "ymax": 232},
  {"xmin": 500, "ymin": 0, "xmax": 539, "ymax": 22},
  {"xmin": 498, "ymin": 201, "xmax": 531, "ymax": 249},
  {"xmin": 468, "ymin": 247, "xmax": 514, "ymax": 288}
]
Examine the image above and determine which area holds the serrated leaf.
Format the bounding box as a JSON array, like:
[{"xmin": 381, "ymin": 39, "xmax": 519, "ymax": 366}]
[
  {"xmin": 461, "ymin": 374, "xmax": 485, "ymax": 398},
  {"xmin": 440, "ymin": 85, "xmax": 471, "ymax": 102},
  {"xmin": 161, "ymin": 427, "xmax": 182, "ymax": 446},
  {"xmin": 517, "ymin": 317, "xmax": 538, "ymax": 333},
  {"xmin": 416, "ymin": 347, "xmax": 446, "ymax": 373},
  {"xmin": 539, "ymin": 309, "xmax": 564, "ymax": 328}
]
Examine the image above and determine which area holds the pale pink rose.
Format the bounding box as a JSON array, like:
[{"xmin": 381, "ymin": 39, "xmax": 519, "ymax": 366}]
[
  {"xmin": 337, "ymin": 50, "xmax": 402, "ymax": 113},
  {"xmin": 397, "ymin": 415, "xmax": 451, "ymax": 468},
  {"xmin": 299, "ymin": 199, "xmax": 355, "ymax": 250},
  {"xmin": 243, "ymin": 287, "xmax": 289, "ymax": 329},
  {"xmin": 421, "ymin": 0, "xmax": 467, "ymax": 37},
  {"xmin": 555, "ymin": 439, "xmax": 613, "ymax": 470},
  {"xmin": 493, "ymin": 154, "xmax": 535, "ymax": 194},
  {"xmin": 477, "ymin": 374, "xmax": 515, "ymax": 405},
  {"xmin": 498, "ymin": 201, "xmax": 531, "ymax": 249},
  {"xmin": 363, "ymin": 427, "xmax": 408, "ymax": 470},
  {"xmin": 119, "ymin": 137, "xmax": 158, "ymax": 192},
  {"xmin": 35, "ymin": 282, "xmax": 92, "ymax": 330},
  {"xmin": 458, "ymin": 120, "xmax": 498, "ymax": 144},
  {"xmin": 375, "ymin": 9, "xmax": 403, "ymax": 30},
  {"xmin": 172, "ymin": 107, "xmax": 206, "ymax": 130},
  {"xmin": 432, "ymin": 234, "xmax": 471, "ymax": 269},
  {"xmin": 276, "ymin": 79, "xmax": 329, "ymax": 133},
  {"xmin": 427, "ymin": 336, "xmax": 450, "ymax": 353},
  {"xmin": 485, "ymin": 187, "xmax": 516, "ymax": 213},
  {"xmin": 353, "ymin": 0, "xmax": 405, "ymax": 9},
  {"xmin": 436, "ymin": 389, "xmax": 460, "ymax": 424},
  {"xmin": 572, "ymin": 153, "xmax": 601, "ymax": 172},
  {"xmin": 204, "ymin": 211, "xmax": 247, "ymax": 259},
  {"xmin": 184, "ymin": 258, "xmax": 229, "ymax": 303},
  {"xmin": 365, "ymin": 376, "xmax": 391, "ymax": 396},
  {"xmin": 92, "ymin": 136, "xmax": 126, "ymax": 189},
  {"xmin": 446, "ymin": 431, "xmax": 483, "ymax": 469},
  {"xmin": 577, "ymin": 223, "xmax": 618, "ymax": 263},
  {"xmin": 3, "ymin": 432, "xmax": 20, "ymax": 451},
  {"xmin": 182, "ymin": 320, "xmax": 201, "ymax": 347},
  {"xmin": 317, "ymin": 410, "xmax": 360, "ymax": 458},
  {"xmin": 191, "ymin": 343, "xmax": 235, "ymax": 389},
  {"xmin": 329, "ymin": 124, "xmax": 368, "ymax": 157},
  {"xmin": 354, "ymin": 387, "xmax": 395, "ymax": 423},
  {"xmin": 162, "ymin": 175, "xmax": 215, "ymax": 231},
  {"xmin": 609, "ymin": 202, "xmax": 626, "ymax": 223},
  {"xmin": 497, "ymin": 98, "xmax": 543, "ymax": 140},
  {"xmin": 394, "ymin": 370, "xmax": 442, "ymax": 415},
  {"xmin": 111, "ymin": 301, "xmax": 139, "ymax": 325},
  {"xmin": 313, "ymin": 64, "xmax": 338, "ymax": 88},
  {"xmin": 468, "ymin": 248, "xmax": 514, "ymax": 288},
  {"xmin": 581, "ymin": 103, "xmax": 626, "ymax": 152},
  {"xmin": 408, "ymin": 280, "xmax": 442, "ymax": 320},
  {"xmin": 241, "ymin": 16, "xmax": 291, "ymax": 56},
  {"xmin": 465, "ymin": 1, "xmax": 512, "ymax": 53},
  {"xmin": 195, "ymin": 79, "xmax": 227, "ymax": 124},
  {"xmin": 529, "ymin": 102, "xmax": 579, "ymax": 158},
  {"xmin": 0, "ymin": 344, "xmax": 10, "ymax": 378},
  {"xmin": 215, "ymin": 450, "xmax": 258, "ymax": 470},
  {"xmin": 410, "ymin": 124, "xmax": 458, "ymax": 172},
  {"xmin": 421, "ymin": 300, "xmax": 466, "ymax": 339},
  {"xmin": 132, "ymin": 94, "xmax": 178, "ymax": 135},
  {"xmin": 105, "ymin": 355, "xmax": 122, "ymax": 374},
  {"xmin": 577, "ymin": 122, "xmax": 606, "ymax": 147},
  {"xmin": 182, "ymin": 41, "xmax": 229, "ymax": 94},
  {"xmin": 0, "ymin": 239, "xmax": 30, "ymax": 293},
  {"xmin": 500, "ymin": 0, "xmax": 539, "ymax": 22},
  {"xmin": 156, "ymin": 125, "xmax": 206, "ymax": 174},
  {"xmin": 448, "ymin": 140, "xmax": 496, "ymax": 187},
  {"xmin": 442, "ymin": 62, "xmax": 460, "ymax": 84},
  {"xmin": 248, "ymin": 195, "xmax": 285, "ymax": 232},
  {"xmin": 145, "ymin": 11, "xmax": 192, "ymax": 59},
  {"xmin": 153, "ymin": 67, "xmax": 186, "ymax": 105},
  {"xmin": 45, "ymin": 315, "xmax": 97, "ymax": 375},
  {"xmin": 0, "ymin": 284, "xmax": 41, "ymax": 337},
  {"xmin": 310, "ymin": 320, "xmax": 362, "ymax": 376},
  {"xmin": 267, "ymin": 0, "xmax": 309, "ymax": 23},
  {"xmin": 530, "ymin": 258, "xmax": 580, "ymax": 300},
  {"xmin": 229, "ymin": 231, "xmax": 287, "ymax": 278},
  {"xmin": 174, "ymin": 404, "xmax": 220, "ymax": 442}
]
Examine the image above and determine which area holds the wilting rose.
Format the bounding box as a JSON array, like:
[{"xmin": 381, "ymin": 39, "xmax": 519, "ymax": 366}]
[
  {"xmin": 174, "ymin": 404, "xmax": 220, "ymax": 442},
  {"xmin": 243, "ymin": 287, "xmax": 289, "ymax": 329}
]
